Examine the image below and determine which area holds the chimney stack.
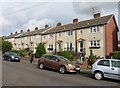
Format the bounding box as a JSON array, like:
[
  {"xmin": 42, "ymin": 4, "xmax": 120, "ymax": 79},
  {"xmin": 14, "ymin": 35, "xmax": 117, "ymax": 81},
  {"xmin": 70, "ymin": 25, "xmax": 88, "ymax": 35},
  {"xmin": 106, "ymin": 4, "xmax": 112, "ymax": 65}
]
[
  {"xmin": 56, "ymin": 22, "xmax": 62, "ymax": 26},
  {"xmin": 45, "ymin": 25, "xmax": 49, "ymax": 28},
  {"xmin": 73, "ymin": 18, "xmax": 78, "ymax": 23},
  {"xmin": 20, "ymin": 30, "xmax": 23, "ymax": 33},
  {"xmin": 35, "ymin": 27, "xmax": 38, "ymax": 30},
  {"xmin": 27, "ymin": 29, "xmax": 30, "ymax": 32},
  {"xmin": 15, "ymin": 31, "xmax": 17, "ymax": 34},
  {"xmin": 94, "ymin": 13, "xmax": 100, "ymax": 18}
]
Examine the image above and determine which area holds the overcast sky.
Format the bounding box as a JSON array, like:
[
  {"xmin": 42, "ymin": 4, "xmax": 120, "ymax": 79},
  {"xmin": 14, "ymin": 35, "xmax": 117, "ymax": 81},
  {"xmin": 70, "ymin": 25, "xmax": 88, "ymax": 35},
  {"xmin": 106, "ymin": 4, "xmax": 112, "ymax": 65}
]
[{"xmin": 0, "ymin": 0, "xmax": 120, "ymax": 40}]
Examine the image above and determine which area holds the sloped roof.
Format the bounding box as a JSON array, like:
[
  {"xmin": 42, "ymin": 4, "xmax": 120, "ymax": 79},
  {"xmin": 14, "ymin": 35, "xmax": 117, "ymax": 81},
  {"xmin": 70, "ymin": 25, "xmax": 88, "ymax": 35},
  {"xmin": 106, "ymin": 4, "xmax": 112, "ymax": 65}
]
[
  {"xmin": 4, "ymin": 33, "xmax": 21, "ymax": 39},
  {"xmin": 15, "ymin": 28, "xmax": 50, "ymax": 38},
  {"xmin": 42, "ymin": 14, "xmax": 114, "ymax": 34}
]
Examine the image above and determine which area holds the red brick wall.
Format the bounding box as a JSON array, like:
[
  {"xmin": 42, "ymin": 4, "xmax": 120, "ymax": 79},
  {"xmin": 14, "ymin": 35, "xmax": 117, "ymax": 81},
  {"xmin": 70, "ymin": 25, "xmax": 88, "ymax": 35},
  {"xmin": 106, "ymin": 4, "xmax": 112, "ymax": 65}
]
[{"xmin": 105, "ymin": 17, "xmax": 118, "ymax": 57}]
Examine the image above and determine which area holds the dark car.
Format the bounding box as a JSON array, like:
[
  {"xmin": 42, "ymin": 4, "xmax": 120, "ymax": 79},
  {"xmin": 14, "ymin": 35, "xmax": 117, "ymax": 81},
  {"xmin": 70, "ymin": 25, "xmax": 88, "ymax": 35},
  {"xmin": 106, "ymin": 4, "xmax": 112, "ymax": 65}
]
[
  {"xmin": 3, "ymin": 52, "xmax": 20, "ymax": 62},
  {"xmin": 38, "ymin": 54, "xmax": 80, "ymax": 74}
]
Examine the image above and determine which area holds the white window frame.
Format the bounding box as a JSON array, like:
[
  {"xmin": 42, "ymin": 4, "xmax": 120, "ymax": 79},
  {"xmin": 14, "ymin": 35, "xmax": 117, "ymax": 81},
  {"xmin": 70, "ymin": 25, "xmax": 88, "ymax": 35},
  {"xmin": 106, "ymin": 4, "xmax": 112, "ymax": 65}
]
[
  {"xmin": 89, "ymin": 40, "xmax": 100, "ymax": 48},
  {"xmin": 58, "ymin": 32, "xmax": 61, "ymax": 37},
  {"xmin": 49, "ymin": 33, "xmax": 53, "ymax": 38},
  {"xmin": 36, "ymin": 34, "xmax": 39, "ymax": 38},
  {"xmin": 80, "ymin": 29, "xmax": 83, "ymax": 34},
  {"xmin": 65, "ymin": 30, "xmax": 73, "ymax": 36},
  {"xmin": 90, "ymin": 26, "xmax": 99, "ymax": 33}
]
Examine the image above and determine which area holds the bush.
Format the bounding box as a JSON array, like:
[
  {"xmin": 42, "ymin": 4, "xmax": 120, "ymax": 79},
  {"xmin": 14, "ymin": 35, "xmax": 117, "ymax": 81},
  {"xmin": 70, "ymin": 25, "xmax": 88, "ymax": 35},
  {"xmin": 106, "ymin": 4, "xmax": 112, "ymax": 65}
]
[
  {"xmin": 57, "ymin": 51, "xmax": 75, "ymax": 61},
  {"xmin": 2, "ymin": 40, "xmax": 13, "ymax": 53},
  {"xmin": 8, "ymin": 50, "xmax": 21, "ymax": 54},
  {"xmin": 110, "ymin": 51, "xmax": 120, "ymax": 59},
  {"xmin": 8, "ymin": 50, "xmax": 29, "ymax": 57},
  {"xmin": 35, "ymin": 43, "xmax": 46, "ymax": 58},
  {"xmin": 88, "ymin": 54, "xmax": 97, "ymax": 66}
]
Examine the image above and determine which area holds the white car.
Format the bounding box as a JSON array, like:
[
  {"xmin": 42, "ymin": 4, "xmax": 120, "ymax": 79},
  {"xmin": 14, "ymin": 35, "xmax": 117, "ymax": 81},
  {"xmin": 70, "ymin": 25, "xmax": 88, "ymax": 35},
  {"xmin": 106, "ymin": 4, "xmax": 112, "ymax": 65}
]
[{"xmin": 91, "ymin": 59, "xmax": 120, "ymax": 80}]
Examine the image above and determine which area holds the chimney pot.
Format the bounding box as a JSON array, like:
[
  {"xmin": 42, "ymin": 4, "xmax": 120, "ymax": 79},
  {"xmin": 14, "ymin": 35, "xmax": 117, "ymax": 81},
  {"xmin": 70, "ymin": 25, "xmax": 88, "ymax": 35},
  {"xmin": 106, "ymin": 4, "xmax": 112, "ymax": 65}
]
[
  {"xmin": 94, "ymin": 13, "xmax": 100, "ymax": 18},
  {"xmin": 27, "ymin": 29, "xmax": 30, "ymax": 32},
  {"xmin": 45, "ymin": 25, "xmax": 49, "ymax": 28},
  {"xmin": 35, "ymin": 27, "xmax": 38, "ymax": 30},
  {"xmin": 15, "ymin": 31, "xmax": 17, "ymax": 34},
  {"xmin": 56, "ymin": 22, "xmax": 62, "ymax": 26},
  {"xmin": 73, "ymin": 18, "xmax": 78, "ymax": 23},
  {"xmin": 20, "ymin": 30, "xmax": 23, "ymax": 33}
]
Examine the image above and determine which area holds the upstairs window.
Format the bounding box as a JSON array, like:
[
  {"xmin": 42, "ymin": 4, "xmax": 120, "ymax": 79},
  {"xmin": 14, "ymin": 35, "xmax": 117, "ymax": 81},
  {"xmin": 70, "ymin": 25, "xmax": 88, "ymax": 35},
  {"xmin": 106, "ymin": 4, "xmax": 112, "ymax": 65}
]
[
  {"xmin": 89, "ymin": 40, "xmax": 100, "ymax": 48},
  {"xmin": 90, "ymin": 26, "xmax": 99, "ymax": 33},
  {"xmin": 36, "ymin": 34, "xmax": 39, "ymax": 38},
  {"xmin": 66, "ymin": 30, "xmax": 73, "ymax": 36},
  {"xmin": 49, "ymin": 33, "xmax": 53, "ymax": 38},
  {"xmin": 80, "ymin": 29, "xmax": 83, "ymax": 34},
  {"xmin": 59, "ymin": 32, "xmax": 61, "ymax": 37}
]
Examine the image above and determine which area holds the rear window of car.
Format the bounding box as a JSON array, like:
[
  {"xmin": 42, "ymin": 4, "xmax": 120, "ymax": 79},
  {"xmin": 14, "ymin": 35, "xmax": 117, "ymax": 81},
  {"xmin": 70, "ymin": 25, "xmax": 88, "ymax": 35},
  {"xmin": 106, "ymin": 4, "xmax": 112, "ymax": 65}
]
[
  {"xmin": 97, "ymin": 60, "xmax": 110, "ymax": 67},
  {"xmin": 111, "ymin": 60, "xmax": 120, "ymax": 68}
]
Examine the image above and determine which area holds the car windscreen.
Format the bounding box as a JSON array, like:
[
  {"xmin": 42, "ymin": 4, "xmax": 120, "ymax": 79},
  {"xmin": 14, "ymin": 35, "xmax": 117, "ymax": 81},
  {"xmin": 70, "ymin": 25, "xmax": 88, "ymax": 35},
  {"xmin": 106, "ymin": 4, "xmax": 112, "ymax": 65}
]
[
  {"xmin": 9, "ymin": 52, "xmax": 18, "ymax": 56},
  {"xmin": 111, "ymin": 60, "xmax": 120, "ymax": 68},
  {"xmin": 59, "ymin": 56, "xmax": 70, "ymax": 62}
]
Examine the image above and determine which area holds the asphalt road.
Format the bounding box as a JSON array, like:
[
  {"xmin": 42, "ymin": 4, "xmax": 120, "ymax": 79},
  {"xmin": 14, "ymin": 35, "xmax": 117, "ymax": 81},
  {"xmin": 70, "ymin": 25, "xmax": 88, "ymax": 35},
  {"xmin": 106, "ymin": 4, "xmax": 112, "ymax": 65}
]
[{"xmin": 2, "ymin": 59, "xmax": 120, "ymax": 86}]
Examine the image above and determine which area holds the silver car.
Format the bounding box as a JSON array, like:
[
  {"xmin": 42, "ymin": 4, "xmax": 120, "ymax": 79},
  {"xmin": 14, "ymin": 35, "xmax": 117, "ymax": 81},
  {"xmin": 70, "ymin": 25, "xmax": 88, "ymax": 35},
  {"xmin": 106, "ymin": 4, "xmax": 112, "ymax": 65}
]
[{"xmin": 91, "ymin": 59, "xmax": 120, "ymax": 80}]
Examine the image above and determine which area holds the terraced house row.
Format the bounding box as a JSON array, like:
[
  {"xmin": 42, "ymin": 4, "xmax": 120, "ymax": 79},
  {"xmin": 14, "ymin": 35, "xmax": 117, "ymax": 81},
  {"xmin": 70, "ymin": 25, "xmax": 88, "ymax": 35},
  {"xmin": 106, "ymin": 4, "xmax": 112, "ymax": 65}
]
[{"xmin": 3, "ymin": 13, "xmax": 119, "ymax": 58}]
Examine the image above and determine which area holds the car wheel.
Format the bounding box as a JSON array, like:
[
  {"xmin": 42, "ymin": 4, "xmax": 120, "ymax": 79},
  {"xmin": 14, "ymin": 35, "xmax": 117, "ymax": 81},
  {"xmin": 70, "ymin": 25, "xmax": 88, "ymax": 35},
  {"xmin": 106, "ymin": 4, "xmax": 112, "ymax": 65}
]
[
  {"xmin": 2, "ymin": 57, "xmax": 5, "ymax": 60},
  {"xmin": 59, "ymin": 66, "xmax": 66, "ymax": 74},
  {"xmin": 8, "ymin": 58, "xmax": 11, "ymax": 62},
  {"xmin": 94, "ymin": 72, "xmax": 103, "ymax": 80},
  {"xmin": 39, "ymin": 63, "xmax": 44, "ymax": 69}
]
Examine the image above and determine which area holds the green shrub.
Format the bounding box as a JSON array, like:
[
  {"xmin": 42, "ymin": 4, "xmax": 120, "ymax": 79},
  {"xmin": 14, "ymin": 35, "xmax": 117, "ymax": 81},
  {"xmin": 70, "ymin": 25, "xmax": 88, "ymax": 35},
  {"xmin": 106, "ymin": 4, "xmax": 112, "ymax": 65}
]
[
  {"xmin": 2, "ymin": 40, "xmax": 13, "ymax": 53},
  {"xmin": 35, "ymin": 43, "xmax": 46, "ymax": 58},
  {"xmin": 20, "ymin": 50, "xmax": 29, "ymax": 57},
  {"xmin": 8, "ymin": 50, "xmax": 21, "ymax": 54},
  {"xmin": 8, "ymin": 50, "xmax": 29, "ymax": 57},
  {"xmin": 57, "ymin": 51, "xmax": 75, "ymax": 61},
  {"xmin": 110, "ymin": 51, "xmax": 120, "ymax": 59}
]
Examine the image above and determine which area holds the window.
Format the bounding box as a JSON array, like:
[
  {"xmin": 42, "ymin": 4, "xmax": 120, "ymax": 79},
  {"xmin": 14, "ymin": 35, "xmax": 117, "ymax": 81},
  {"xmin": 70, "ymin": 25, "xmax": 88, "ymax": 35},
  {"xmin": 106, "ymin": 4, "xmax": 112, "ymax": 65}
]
[
  {"xmin": 111, "ymin": 61, "xmax": 120, "ymax": 68},
  {"xmin": 90, "ymin": 26, "xmax": 99, "ymax": 33},
  {"xmin": 98, "ymin": 60, "xmax": 110, "ymax": 66},
  {"xmin": 43, "ymin": 35, "xmax": 45, "ymax": 38},
  {"xmin": 48, "ymin": 44, "xmax": 53, "ymax": 51},
  {"xmin": 65, "ymin": 43, "xmax": 72, "ymax": 51},
  {"xmin": 80, "ymin": 29, "xmax": 83, "ymax": 34},
  {"xmin": 66, "ymin": 30, "xmax": 73, "ymax": 36},
  {"xmin": 59, "ymin": 32, "xmax": 61, "ymax": 37},
  {"xmin": 36, "ymin": 34, "xmax": 39, "ymax": 38},
  {"xmin": 89, "ymin": 40, "xmax": 100, "ymax": 48},
  {"xmin": 26, "ymin": 44, "xmax": 29, "ymax": 48},
  {"xmin": 51, "ymin": 56, "xmax": 59, "ymax": 61},
  {"xmin": 45, "ymin": 56, "xmax": 51, "ymax": 60},
  {"xmin": 49, "ymin": 33, "xmax": 53, "ymax": 38}
]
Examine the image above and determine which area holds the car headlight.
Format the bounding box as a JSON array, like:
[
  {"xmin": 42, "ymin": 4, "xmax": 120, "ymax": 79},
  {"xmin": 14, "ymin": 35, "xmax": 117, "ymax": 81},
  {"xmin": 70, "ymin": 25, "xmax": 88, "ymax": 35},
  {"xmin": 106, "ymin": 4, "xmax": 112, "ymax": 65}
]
[
  {"xmin": 11, "ymin": 56, "xmax": 14, "ymax": 59},
  {"xmin": 68, "ymin": 64, "xmax": 73, "ymax": 67}
]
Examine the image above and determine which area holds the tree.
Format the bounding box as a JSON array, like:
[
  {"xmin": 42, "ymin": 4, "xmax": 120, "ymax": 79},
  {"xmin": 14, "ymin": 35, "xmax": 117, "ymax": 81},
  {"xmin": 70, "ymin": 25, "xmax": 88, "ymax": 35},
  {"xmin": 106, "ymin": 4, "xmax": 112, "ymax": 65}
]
[
  {"xmin": 2, "ymin": 40, "xmax": 13, "ymax": 53},
  {"xmin": 35, "ymin": 43, "xmax": 46, "ymax": 58}
]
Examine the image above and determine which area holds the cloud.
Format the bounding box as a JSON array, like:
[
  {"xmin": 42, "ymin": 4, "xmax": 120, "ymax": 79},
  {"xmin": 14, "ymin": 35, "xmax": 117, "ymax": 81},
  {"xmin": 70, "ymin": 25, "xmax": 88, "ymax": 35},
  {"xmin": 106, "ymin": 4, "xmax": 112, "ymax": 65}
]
[{"xmin": 22, "ymin": 18, "xmax": 55, "ymax": 30}]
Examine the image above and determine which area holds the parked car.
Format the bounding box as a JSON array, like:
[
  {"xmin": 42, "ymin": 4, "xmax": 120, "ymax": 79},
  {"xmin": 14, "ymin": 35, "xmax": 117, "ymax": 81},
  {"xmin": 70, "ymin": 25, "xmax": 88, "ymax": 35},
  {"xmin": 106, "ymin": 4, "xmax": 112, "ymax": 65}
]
[
  {"xmin": 38, "ymin": 55, "xmax": 80, "ymax": 74},
  {"xmin": 3, "ymin": 52, "xmax": 20, "ymax": 62},
  {"xmin": 91, "ymin": 59, "xmax": 120, "ymax": 80}
]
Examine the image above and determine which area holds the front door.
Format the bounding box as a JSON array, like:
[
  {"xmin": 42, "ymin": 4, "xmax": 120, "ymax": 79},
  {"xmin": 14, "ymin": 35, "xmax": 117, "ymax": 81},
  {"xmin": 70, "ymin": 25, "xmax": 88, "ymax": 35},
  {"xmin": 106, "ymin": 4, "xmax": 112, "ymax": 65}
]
[{"xmin": 79, "ymin": 42, "xmax": 84, "ymax": 53}]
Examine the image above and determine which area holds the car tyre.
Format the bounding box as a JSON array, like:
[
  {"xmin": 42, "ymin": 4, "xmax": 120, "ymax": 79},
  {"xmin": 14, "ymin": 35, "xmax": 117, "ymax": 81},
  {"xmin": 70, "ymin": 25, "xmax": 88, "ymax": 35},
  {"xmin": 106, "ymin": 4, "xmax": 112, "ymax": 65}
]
[
  {"xmin": 3, "ymin": 57, "xmax": 5, "ymax": 60},
  {"xmin": 39, "ymin": 63, "xmax": 44, "ymax": 69},
  {"xmin": 8, "ymin": 58, "xmax": 11, "ymax": 62},
  {"xmin": 94, "ymin": 72, "xmax": 103, "ymax": 80},
  {"xmin": 59, "ymin": 66, "xmax": 66, "ymax": 74}
]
